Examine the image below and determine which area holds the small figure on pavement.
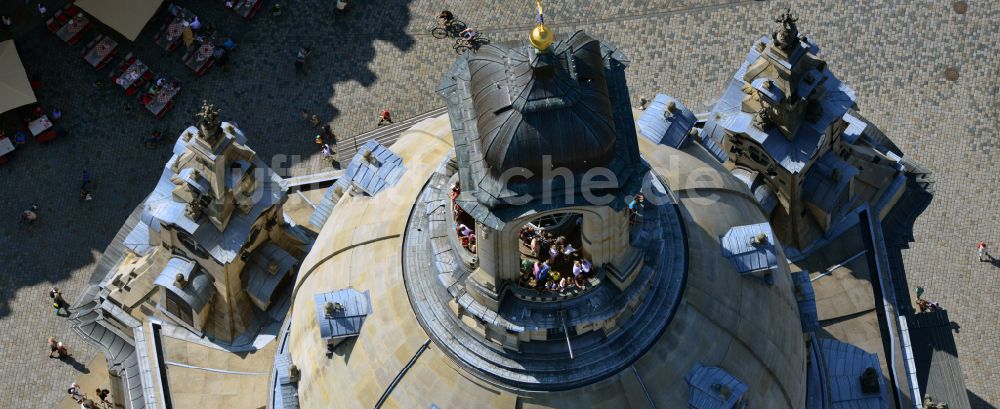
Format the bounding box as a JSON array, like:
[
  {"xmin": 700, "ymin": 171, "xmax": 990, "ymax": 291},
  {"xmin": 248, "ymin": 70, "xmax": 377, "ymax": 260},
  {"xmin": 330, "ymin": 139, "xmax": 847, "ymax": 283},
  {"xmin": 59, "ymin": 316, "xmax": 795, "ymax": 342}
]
[
  {"xmin": 95, "ymin": 389, "xmax": 111, "ymax": 406},
  {"xmin": 310, "ymin": 114, "xmax": 321, "ymax": 128},
  {"xmin": 322, "ymin": 124, "xmax": 337, "ymax": 146},
  {"xmin": 1, "ymin": 15, "xmax": 11, "ymax": 29},
  {"xmin": 67, "ymin": 382, "xmax": 85, "ymax": 403},
  {"xmin": 977, "ymin": 241, "xmax": 990, "ymax": 262},
  {"xmin": 48, "ymin": 337, "xmax": 59, "ymax": 358},
  {"xmin": 295, "ymin": 47, "xmax": 313, "ymax": 72},
  {"xmin": 81, "ymin": 170, "xmax": 92, "ymax": 190},
  {"xmin": 321, "ymin": 143, "xmax": 334, "ymax": 162},
  {"xmin": 377, "ymin": 109, "xmax": 393, "ymax": 127},
  {"xmin": 460, "ymin": 27, "xmax": 479, "ymax": 41},
  {"xmin": 56, "ymin": 341, "xmax": 70, "ymax": 359},
  {"xmin": 145, "ymin": 130, "xmax": 164, "ymax": 149},
  {"xmin": 438, "ymin": 10, "xmax": 454, "ymax": 26},
  {"xmin": 638, "ymin": 97, "xmax": 648, "ymax": 110},
  {"xmin": 21, "ymin": 204, "xmax": 39, "ymax": 229},
  {"xmin": 37, "ymin": 3, "xmax": 47, "ymax": 15},
  {"xmin": 50, "ymin": 287, "xmax": 69, "ymax": 315}
]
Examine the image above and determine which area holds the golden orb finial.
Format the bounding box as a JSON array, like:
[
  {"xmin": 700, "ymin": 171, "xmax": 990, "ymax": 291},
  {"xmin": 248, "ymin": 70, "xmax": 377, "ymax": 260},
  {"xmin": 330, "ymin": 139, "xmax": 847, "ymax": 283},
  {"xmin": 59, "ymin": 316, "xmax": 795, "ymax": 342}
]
[{"xmin": 530, "ymin": 0, "xmax": 553, "ymax": 51}]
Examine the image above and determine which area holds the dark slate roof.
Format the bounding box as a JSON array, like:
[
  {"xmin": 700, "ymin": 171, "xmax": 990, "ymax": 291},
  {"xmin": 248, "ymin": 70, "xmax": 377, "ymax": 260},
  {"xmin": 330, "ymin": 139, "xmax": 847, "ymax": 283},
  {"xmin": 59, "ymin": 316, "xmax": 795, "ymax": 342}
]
[
  {"xmin": 340, "ymin": 140, "xmax": 405, "ymax": 196},
  {"xmin": 818, "ymin": 338, "xmax": 889, "ymax": 409},
  {"xmin": 791, "ymin": 271, "xmax": 819, "ymax": 332},
  {"xmin": 438, "ymin": 30, "xmax": 647, "ymax": 209},
  {"xmin": 273, "ymin": 353, "xmax": 300, "ymax": 409},
  {"xmin": 308, "ymin": 179, "xmax": 341, "ymax": 228},
  {"xmin": 636, "ymin": 94, "xmax": 696, "ymax": 149},
  {"xmin": 694, "ymin": 119, "xmax": 729, "ymax": 163},
  {"xmin": 314, "ymin": 289, "xmax": 372, "ymax": 340},
  {"xmin": 908, "ymin": 310, "xmax": 972, "ymax": 409},
  {"xmin": 685, "ymin": 363, "xmax": 749, "ymax": 409},
  {"xmin": 243, "ymin": 243, "xmax": 298, "ymax": 309},
  {"xmin": 802, "ymin": 151, "xmax": 859, "ymax": 214},
  {"xmin": 704, "ymin": 35, "xmax": 857, "ymax": 173},
  {"xmin": 720, "ymin": 223, "xmax": 778, "ymax": 275},
  {"xmin": 309, "ymin": 140, "xmax": 403, "ymax": 227},
  {"xmin": 153, "ymin": 257, "xmax": 216, "ymax": 312}
]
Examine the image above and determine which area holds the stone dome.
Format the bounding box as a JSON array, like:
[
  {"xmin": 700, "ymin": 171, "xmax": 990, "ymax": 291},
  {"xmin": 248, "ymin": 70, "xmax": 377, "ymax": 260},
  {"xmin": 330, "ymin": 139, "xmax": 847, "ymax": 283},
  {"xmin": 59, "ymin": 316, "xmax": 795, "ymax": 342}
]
[{"xmin": 283, "ymin": 115, "xmax": 808, "ymax": 408}]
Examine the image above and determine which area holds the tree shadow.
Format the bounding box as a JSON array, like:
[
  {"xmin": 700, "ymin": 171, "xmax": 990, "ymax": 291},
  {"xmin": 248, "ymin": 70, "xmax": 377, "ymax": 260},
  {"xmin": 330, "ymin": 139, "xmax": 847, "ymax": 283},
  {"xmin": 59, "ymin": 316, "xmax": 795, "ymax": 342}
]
[{"xmin": 0, "ymin": 0, "xmax": 416, "ymax": 319}]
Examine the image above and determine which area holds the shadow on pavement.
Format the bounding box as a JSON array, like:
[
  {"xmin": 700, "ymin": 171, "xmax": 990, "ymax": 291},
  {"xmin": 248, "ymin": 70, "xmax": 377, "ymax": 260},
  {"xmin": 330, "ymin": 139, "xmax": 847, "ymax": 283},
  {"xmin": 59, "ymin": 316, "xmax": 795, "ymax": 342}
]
[{"xmin": 0, "ymin": 0, "xmax": 415, "ymax": 319}]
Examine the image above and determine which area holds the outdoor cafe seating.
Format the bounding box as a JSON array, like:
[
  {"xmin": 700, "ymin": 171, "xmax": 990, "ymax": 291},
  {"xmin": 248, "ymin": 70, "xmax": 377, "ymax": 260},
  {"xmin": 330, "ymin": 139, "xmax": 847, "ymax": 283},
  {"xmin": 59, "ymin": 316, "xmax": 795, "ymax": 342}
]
[
  {"xmin": 82, "ymin": 33, "xmax": 119, "ymax": 70},
  {"xmin": 225, "ymin": 0, "xmax": 264, "ymax": 20},
  {"xmin": 22, "ymin": 104, "xmax": 58, "ymax": 143},
  {"xmin": 48, "ymin": 5, "xmax": 89, "ymax": 45},
  {"xmin": 183, "ymin": 38, "xmax": 217, "ymax": 76},
  {"xmin": 138, "ymin": 77, "xmax": 181, "ymax": 119}
]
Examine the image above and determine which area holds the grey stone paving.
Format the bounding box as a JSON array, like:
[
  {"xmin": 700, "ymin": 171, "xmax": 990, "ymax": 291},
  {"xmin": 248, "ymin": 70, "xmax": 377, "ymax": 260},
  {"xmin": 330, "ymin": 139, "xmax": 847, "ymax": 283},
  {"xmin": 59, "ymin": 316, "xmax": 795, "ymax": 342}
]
[{"xmin": 0, "ymin": 0, "xmax": 996, "ymax": 407}]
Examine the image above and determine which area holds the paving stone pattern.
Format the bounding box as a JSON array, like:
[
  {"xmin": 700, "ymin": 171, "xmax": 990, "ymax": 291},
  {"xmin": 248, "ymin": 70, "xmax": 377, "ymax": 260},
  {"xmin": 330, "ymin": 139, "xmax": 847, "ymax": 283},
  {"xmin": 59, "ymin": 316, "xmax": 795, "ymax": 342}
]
[{"xmin": 0, "ymin": 0, "xmax": 996, "ymax": 407}]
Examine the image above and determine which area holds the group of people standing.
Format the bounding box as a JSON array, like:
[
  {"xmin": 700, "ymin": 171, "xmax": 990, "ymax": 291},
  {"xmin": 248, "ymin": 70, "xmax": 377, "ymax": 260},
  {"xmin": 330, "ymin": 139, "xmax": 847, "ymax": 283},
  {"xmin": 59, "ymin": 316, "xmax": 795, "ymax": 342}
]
[
  {"xmin": 67, "ymin": 381, "xmax": 111, "ymax": 408},
  {"xmin": 518, "ymin": 225, "xmax": 593, "ymax": 292}
]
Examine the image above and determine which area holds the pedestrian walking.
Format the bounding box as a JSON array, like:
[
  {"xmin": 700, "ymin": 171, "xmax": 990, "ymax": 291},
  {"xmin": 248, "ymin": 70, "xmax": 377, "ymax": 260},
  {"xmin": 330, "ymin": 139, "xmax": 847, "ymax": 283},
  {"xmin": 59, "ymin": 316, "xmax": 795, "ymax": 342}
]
[
  {"xmin": 81, "ymin": 398, "xmax": 96, "ymax": 408},
  {"xmin": 81, "ymin": 170, "xmax": 92, "ymax": 190},
  {"xmin": 322, "ymin": 124, "xmax": 337, "ymax": 146},
  {"xmin": 311, "ymin": 114, "xmax": 321, "ymax": 128},
  {"xmin": 2, "ymin": 15, "xmax": 12, "ymax": 29},
  {"xmin": 68, "ymin": 382, "xmax": 86, "ymax": 403},
  {"xmin": 37, "ymin": 3, "xmax": 47, "ymax": 15},
  {"xmin": 56, "ymin": 341, "xmax": 71, "ymax": 359},
  {"xmin": 48, "ymin": 337, "xmax": 59, "ymax": 358},
  {"xmin": 50, "ymin": 287, "xmax": 69, "ymax": 315},
  {"xmin": 21, "ymin": 204, "xmax": 39, "ymax": 230},
  {"xmin": 976, "ymin": 241, "xmax": 990, "ymax": 262},
  {"xmin": 321, "ymin": 143, "xmax": 334, "ymax": 163},
  {"xmin": 295, "ymin": 47, "xmax": 313, "ymax": 72},
  {"xmin": 300, "ymin": 109, "xmax": 310, "ymax": 122},
  {"xmin": 377, "ymin": 109, "xmax": 392, "ymax": 127},
  {"xmin": 145, "ymin": 130, "xmax": 163, "ymax": 149},
  {"xmin": 95, "ymin": 389, "xmax": 111, "ymax": 406},
  {"xmin": 638, "ymin": 97, "xmax": 648, "ymax": 110}
]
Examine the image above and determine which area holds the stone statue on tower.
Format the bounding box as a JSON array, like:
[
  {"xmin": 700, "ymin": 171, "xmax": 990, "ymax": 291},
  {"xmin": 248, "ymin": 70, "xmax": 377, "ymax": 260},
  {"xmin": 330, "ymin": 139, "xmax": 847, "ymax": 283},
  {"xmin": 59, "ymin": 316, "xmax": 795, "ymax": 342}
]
[
  {"xmin": 772, "ymin": 7, "xmax": 800, "ymax": 52},
  {"xmin": 195, "ymin": 100, "xmax": 223, "ymax": 144}
]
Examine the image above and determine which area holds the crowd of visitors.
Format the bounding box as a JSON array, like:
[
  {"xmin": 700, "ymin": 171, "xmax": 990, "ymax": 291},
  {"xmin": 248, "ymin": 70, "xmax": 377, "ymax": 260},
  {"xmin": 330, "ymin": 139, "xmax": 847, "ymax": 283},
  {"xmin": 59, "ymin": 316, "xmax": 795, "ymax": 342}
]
[
  {"xmin": 517, "ymin": 225, "xmax": 593, "ymax": 292},
  {"xmin": 449, "ymin": 181, "xmax": 596, "ymax": 292}
]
